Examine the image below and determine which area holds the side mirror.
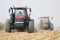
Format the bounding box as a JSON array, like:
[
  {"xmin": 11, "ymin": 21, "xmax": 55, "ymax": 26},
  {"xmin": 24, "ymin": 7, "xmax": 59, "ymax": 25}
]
[
  {"xmin": 9, "ymin": 9, "xmax": 10, "ymax": 13},
  {"xmin": 51, "ymin": 17, "xmax": 53, "ymax": 19},
  {"xmin": 30, "ymin": 8, "xmax": 32, "ymax": 12},
  {"xmin": 9, "ymin": 7, "xmax": 12, "ymax": 13}
]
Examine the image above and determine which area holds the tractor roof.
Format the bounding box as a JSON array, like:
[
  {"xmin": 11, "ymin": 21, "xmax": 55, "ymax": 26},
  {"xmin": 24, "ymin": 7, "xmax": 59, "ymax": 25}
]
[
  {"xmin": 14, "ymin": 6, "xmax": 25, "ymax": 8},
  {"xmin": 12, "ymin": 6, "xmax": 31, "ymax": 9},
  {"xmin": 40, "ymin": 17, "xmax": 49, "ymax": 18},
  {"xmin": 12, "ymin": 7, "xmax": 27, "ymax": 9}
]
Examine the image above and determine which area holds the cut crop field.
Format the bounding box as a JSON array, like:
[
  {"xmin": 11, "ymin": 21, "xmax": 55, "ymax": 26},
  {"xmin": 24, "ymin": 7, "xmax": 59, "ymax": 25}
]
[{"xmin": 0, "ymin": 30, "xmax": 60, "ymax": 40}]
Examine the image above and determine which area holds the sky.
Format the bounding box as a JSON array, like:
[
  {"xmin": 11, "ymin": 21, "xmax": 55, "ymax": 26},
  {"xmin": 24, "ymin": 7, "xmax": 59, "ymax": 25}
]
[{"xmin": 0, "ymin": 0, "xmax": 60, "ymax": 29}]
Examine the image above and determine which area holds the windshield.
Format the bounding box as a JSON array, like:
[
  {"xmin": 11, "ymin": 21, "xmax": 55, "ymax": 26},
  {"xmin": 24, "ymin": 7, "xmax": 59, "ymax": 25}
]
[
  {"xmin": 14, "ymin": 9, "xmax": 26, "ymax": 16},
  {"xmin": 41, "ymin": 17, "xmax": 49, "ymax": 23},
  {"xmin": 41, "ymin": 18, "xmax": 48, "ymax": 21}
]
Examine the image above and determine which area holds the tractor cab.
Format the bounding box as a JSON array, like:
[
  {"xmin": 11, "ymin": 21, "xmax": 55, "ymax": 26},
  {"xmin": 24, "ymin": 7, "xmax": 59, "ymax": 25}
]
[{"xmin": 40, "ymin": 17, "xmax": 49, "ymax": 24}]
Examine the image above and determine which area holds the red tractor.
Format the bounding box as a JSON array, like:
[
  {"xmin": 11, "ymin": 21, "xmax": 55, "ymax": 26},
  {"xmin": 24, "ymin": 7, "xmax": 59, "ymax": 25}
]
[{"xmin": 5, "ymin": 6, "xmax": 34, "ymax": 33}]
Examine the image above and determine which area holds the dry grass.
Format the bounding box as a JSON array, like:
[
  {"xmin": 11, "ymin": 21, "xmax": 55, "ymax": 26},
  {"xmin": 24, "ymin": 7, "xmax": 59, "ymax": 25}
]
[
  {"xmin": 0, "ymin": 30, "xmax": 60, "ymax": 40},
  {"xmin": 0, "ymin": 22, "xmax": 60, "ymax": 40}
]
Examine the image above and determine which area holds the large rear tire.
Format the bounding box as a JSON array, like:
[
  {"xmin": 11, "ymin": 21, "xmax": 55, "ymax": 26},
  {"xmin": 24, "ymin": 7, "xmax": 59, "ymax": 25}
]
[
  {"xmin": 28, "ymin": 19, "xmax": 34, "ymax": 33},
  {"xmin": 50, "ymin": 23, "xmax": 53, "ymax": 30},
  {"xmin": 0, "ymin": 22, "xmax": 3, "ymax": 30},
  {"xmin": 5, "ymin": 19, "xmax": 11, "ymax": 32}
]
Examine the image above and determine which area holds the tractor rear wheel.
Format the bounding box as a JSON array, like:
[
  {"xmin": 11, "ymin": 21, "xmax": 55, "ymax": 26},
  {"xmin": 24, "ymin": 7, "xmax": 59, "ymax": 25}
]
[
  {"xmin": 50, "ymin": 23, "xmax": 53, "ymax": 30},
  {"xmin": 28, "ymin": 19, "xmax": 34, "ymax": 33},
  {"xmin": 0, "ymin": 22, "xmax": 3, "ymax": 30},
  {"xmin": 5, "ymin": 19, "xmax": 11, "ymax": 32}
]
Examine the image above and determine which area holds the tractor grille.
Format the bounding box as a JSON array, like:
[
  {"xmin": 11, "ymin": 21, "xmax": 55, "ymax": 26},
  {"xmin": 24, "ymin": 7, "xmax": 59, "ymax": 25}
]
[{"xmin": 15, "ymin": 18, "xmax": 24, "ymax": 22}]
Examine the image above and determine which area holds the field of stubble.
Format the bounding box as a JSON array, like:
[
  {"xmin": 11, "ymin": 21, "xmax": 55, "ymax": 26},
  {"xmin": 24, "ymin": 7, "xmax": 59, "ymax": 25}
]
[{"xmin": 0, "ymin": 30, "xmax": 60, "ymax": 40}]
